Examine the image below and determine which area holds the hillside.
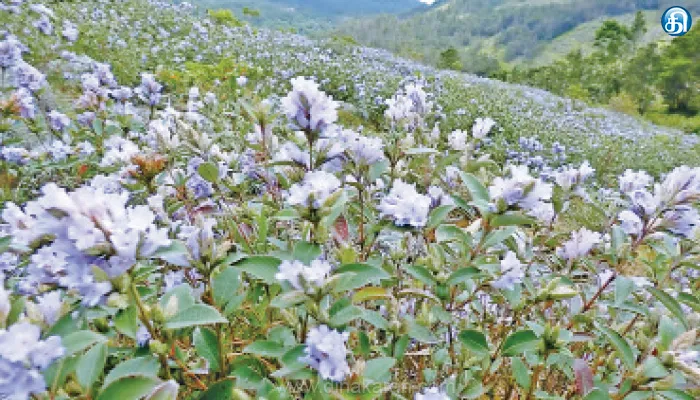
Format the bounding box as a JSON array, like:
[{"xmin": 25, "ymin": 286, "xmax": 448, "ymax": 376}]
[
  {"xmin": 190, "ymin": 0, "xmax": 428, "ymax": 33},
  {"xmin": 335, "ymin": 0, "xmax": 700, "ymax": 72},
  {"xmin": 525, "ymin": 10, "xmax": 670, "ymax": 67},
  {"xmin": 3, "ymin": 0, "xmax": 698, "ymax": 178},
  {"xmin": 1, "ymin": 2, "xmax": 699, "ymax": 400}
]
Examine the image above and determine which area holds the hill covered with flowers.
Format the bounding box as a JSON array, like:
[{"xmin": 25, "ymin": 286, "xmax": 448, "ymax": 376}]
[{"xmin": 0, "ymin": 1, "xmax": 698, "ymax": 399}]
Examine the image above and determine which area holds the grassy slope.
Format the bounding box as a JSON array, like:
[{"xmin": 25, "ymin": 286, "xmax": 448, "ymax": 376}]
[
  {"xmin": 334, "ymin": 0, "xmax": 700, "ymax": 68},
  {"xmin": 4, "ymin": 0, "xmax": 698, "ymax": 182},
  {"xmin": 523, "ymin": 10, "xmax": 671, "ymax": 67}
]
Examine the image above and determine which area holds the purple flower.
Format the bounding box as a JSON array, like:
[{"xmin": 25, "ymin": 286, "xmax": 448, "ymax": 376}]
[
  {"xmin": 47, "ymin": 110, "xmax": 71, "ymax": 132},
  {"xmin": 135, "ymin": 73, "xmax": 162, "ymax": 106},
  {"xmin": 281, "ymin": 77, "xmax": 338, "ymax": 133}
]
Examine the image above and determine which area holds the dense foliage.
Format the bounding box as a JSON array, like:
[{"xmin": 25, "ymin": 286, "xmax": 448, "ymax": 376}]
[
  {"xmin": 334, "ymin": 0, "xmax": 700, "ymax": 73},
  {"xmin": 0, "ymin": 1, "xmax": 699, "ymax": 400},
  {"xmin": 498, "ymin": 13, "xmax": 700, "ymax": 134}
]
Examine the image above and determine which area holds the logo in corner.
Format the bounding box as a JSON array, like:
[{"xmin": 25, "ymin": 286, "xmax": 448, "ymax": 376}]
[{"xmin": 662, "ymin": 6, "xmax": 692, "ymax": 36}]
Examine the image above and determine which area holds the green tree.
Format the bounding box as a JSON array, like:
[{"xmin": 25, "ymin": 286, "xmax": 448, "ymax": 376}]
[
  {"xmin": 593, "ymin": 20, "xmax": 632, "ymax": 58},
  {"xmin": 658, "ymin": 28, "xmax": 700, "ymax": 113},
  {"xmin": 242, "ymin": 7, "xmax": 260, "ymax": 18},
  {"xmin": 629, "ymin": 11, "xmax": 647, "ymax": 44},
  {"xmin": 437, "ymin": 47, "xmax": 463, "ymax": 71}
]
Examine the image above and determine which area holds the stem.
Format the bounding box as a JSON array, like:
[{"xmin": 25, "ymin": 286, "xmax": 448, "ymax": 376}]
[
  {"xmin": 306, "ymin": 128, "xmax": 314, "ymax": 171},
  {"xmin": 525, "ymin": 363, "xmax": 544, "ymax": 400},
  {"xmin": 217, "ymin": 324, "xmax": 227, "ymax": 377},
  {"xmin": 301, "ymin": 312, "xmax": 309, "ymax": 343},
  {"xmin": 172, "ymin": 355, "xmax": 208, "ymax": 390},
  {"xmin": 358, "ymin": 185, "xmax": 365, "ymax": 256},
  {"xmin": 622, "ymin": 314, "xmax": 640, "ymax": 336},
  {"xmin": 130, "ymin": 282, "xmax": 171, "ymax": 379},
  {"xmin": 567, "ymin": 272, "xmax": 616, "ymax": 330}
]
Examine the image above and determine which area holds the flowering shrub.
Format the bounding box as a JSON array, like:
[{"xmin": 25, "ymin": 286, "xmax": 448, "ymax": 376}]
[{"xmin": 0, "ymin": 1, "xmax": 698, "ymax": 400}]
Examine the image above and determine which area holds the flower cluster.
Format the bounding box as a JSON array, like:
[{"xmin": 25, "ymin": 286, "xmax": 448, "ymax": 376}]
[
  {"xmin": 0, "ymin": 322, "xmax": 64, "ymax": 400},
  {"xmin": 489, "ymin": 165, "xmax": 553, "ymax": 221},
  {"xmin": 379, "ymin": 180, "xmax": 432, "ymax": 227},
  {"xmin": 617, "ymin": 166, "xmax": 700, "ymax": 239},
  {"xmin": 385, "ymin": 83, "xmax": 432, "ymax": 128},
  {"xmin": 286, "ymin": 170, "xmax": 341, "ymax": 209},
  {"xmin": 275, "ymin": 259, "xmax": 332, "ymax": 293},
  {"xmin": 2, "ymin": 183, "xmax": 171, "ymax": 305},
  {"xmin": 301, "ymin": 325, "xmax": 350, "ymax": 382},
  {"xmin": 135, "ymin": 73, "xmax": 163, "ymax": 107},
  {"xmin": 281, "ymin": 77, "xmax": 338, "ymax": 133}
]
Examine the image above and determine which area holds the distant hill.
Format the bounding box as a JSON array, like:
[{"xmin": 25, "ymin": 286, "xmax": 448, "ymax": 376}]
[
  {"xmin": 191, "ymin": 0, "xmax": 429, "ymax": 33},
  {"xmin": 334, "ymin": 0, "xmax": 700, "ymax": 73}
]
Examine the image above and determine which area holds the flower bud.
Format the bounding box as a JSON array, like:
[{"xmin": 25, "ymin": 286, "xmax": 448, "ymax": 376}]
[{"xmin": 149, "ymin": 339, "xmax": 169, "ymax": 355}]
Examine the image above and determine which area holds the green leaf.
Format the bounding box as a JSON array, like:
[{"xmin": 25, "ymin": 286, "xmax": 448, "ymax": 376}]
[
  {"xmin": 352, "ymin": 287, "xmax": 389, "ymax": 303},
  {"xmin": 92, "ymin": 118, "xmax": 103, "ymax": 135},
  {"xmin": 427, "ymin": 205, "xmax": 455, "ymax": 229},
  {"xmin": 458, "ymin": 171, "xmax": 489, "ymax": 204},
  {"xmin": 641, "ymin": 356, "xmax": 669, "ymax": 379},
  {"xmin": 151, "ymin": 240, "xmax": 190, "ymax": 267},
  {"xmin": 330, "ymin": 305, "xmax": 364, "ymax": 327},
  {"xmin": 160, "ymin": 285, "xmax": 195, "ymax": 312},
  {"xmin": 77, "ymin": 342, "xmax": 107, "ymax": 389},
  {"xmin": 482, "ymin": 227, "xmax": 516, "ymax": 249},
  {"xmin": 7, "ymin": 297, "xmax": 24, "ymax": 326},
  {"xmin": 407, "ymin": 320, "xmax": 439, "ymax": 344},
  {"xmin": 293, "ymin": 241, "xmax": 321, "ymax": 264},
  {"xmin": 678, "ymin": 292, "xmax": 700, "ymax": 313},
  {"xmin": 435, "ymin": 225, "xmax": 471, "ymax": 244},
  {"xmin": 244, "ymin": 340, "xmax": 286, "ymax": 358},
  {"xmin": 647, "ymin": 287, "xmax": 689, "ymax": 329},
  {"xmin": 404, "ymin": 265, "xmax": 436, "ymax": 286},
  {"xmin": 463, "ymin": 379, "xmax": 485, "ymax": 399},
  {"xmin": 165, "ymin": 304, "xmax": 227, "ymax": 330},
  {"xmin": 622, "ymin": 392, "xmax": 652, "ymax": 400},
  {"xmin": 45, "ymin": 311, "xmax": 82, "ymax": 337},
  {"xmin": 490, "ymin": 213, "xmax": 535, "ymax": 227},
  {"xmin": 194, "ymin": 328, "xmax": 222, "ymax": 373},
  {"xmin": 279, "ymin": 345, "xmax": 306, "ymax": 370},
  {"xmin": 211, "ymin": 265, "xmax": 240, "ymax": 308},
  {"xmin": 103, "ymin": 357, "xmax": 160, "ymax": 388},
  {"xmin": 270, "ymin": 291, "xmax": 308, "ymax": 308},
  {"xmin": 458, "ymin": 330, "xmax": 489, "ymax": 356},
  {"xmin": 595, "ymin": 322, "xmax": 636, "ymax": 369},
  {"xmin": 658, "ymin": 390, "xmax": 696, "ymax": 400},
  {"xmin": 502, "ymin": 330, "xmax": 540, "ymax": 356},
  {"xmin": 614, "ymin": 276, "xmax": 635, "ymax": 306},
  {"xmin": 447, "ymin": 267, "xmax": 482, "ymax": 286},
  {"xmin": 274, "ymin": 208, "xmax": 300, "ymax": 221},
  {"xmin": 360, "ymin": 309, "xmax": 389, "ymax": 330},
  {"xmin": 97, "ymin": 376, "xmax": 161, "ymax": 400},
  {"xmin": 145, "ymin": 380, "xmax": 179, "ymax": 400},
  {"xmin": 62, "ymin": 330, "xmax": 107, "ymax": 356},
  {"xmin": 511, "ymin": 358, "xmax": 531, "ymax": 389},
  {"xmin": 114, "ymin": 306, "xmax": 138, "ymax": 339},
  {"xmin": 234, "ymin": 256, "xmax": 282, "ymax": 284},
  {"xmin": 363, "ymin": 357, "xmax": 396, "ymax": 383},
  {"xmin": 198, "ymin": 379, "xmax": 235, "ymax": 400},
  {"xmin": 198, "ymin": 162, "xmax": 220, "ymax": 183},
  {"xmin": 394, "ymin": 335, "xmax": 410, "ymax": 360},
  {"xmin": 583, "ymin": 388, "xmax": 610, "ymax": 400},
  {"xmin": 333, "ymin": 263, "xmax": 390, "ymax": 291}
]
